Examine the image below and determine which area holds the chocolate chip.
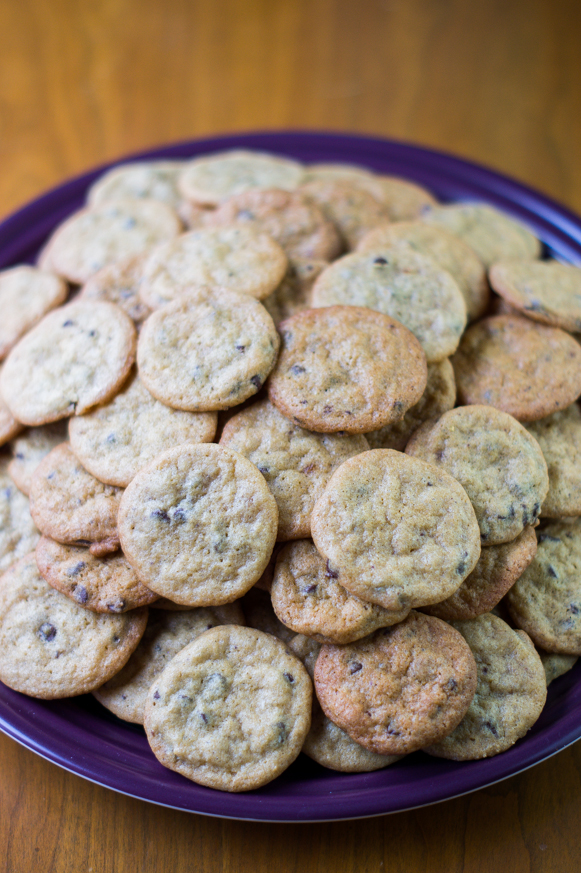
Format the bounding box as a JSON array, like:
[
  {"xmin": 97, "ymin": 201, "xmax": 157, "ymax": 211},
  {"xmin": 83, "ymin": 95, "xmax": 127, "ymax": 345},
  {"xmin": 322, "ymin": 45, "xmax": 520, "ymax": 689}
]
[
  {"xmin": 250, "ymin": 375, "xmax": 262, "ymax": 390},
  {"xmin": 200, "ymin": 712, "xmax": 208, "ymax": 724},
  {"xmin": 325, "ymin": 560, "xmax": 339, "ymax": 579},
  {"xmin": 107, "ymin": 599, "xmax": 125, "ymax": 613},
  {"xmin": 153, "ymin": 690, "xmax": 160, "ymax": 700},
  {"xmin": 66, "ymin": 561, "xmax": 86, "ymax": 577},
  {"xmin": 74, "ymin": 585, "xmax": 89, "ymax": 604},
  {"xmin": 74, "ymin": 539, "xmax": 92, "ymax": 547},
  {"xmin": 456, "ymin": 551, "xmax": 469, "ymax": 575},
  {"xmin": 446, "ymin": 677, "xmax": 458, "ymax": 692},
  {"xmin": 106, "ymin": 433, "xmax": 116, "ymax": 444},
  {"xmin": 275, "ymin": 721, "xmax": 288, "ymax": 744},
  {"xmin": 538, "ymin": 534, "xmax": 560, "ymax": 544},
  {"xmin": 547, "ymin": 565, "xmax": 558, "ymax": 579},
  {"xmin": 323, "ymin": 405, "xmax": 333, "ymax": 414},
  {"xmin": 291, "ymin": 364, "xmax": 306, "ymax": 375},
  {"xmin": 483, "ymin": 721, "xmax": 499, "ymax": 737},
  {"xmin": 283, "ymin": 672, "xmax": 294, "ymax": 683},
  {"xmin": 373, "ymin": 257, "xmax": 388, "ymax": 265},
  {"xmin": 236, "ymin": 345, "xmax": 246, "ymax": 352},
  {"xmin": 303, "ymin": 584, "xmax": 317, "ymax": 595},
  {"xmin": 258, "ymin": 465, "xmax": 269, "ymax": 474},
  {"xmin": 38, "ymin": 622, "xmax": 57, "ymax": 642},
  {"xmin": 569, "ymin": 604, "xmax": 580, "ymax": 615},
  {"xmin": 62, "ymin": 320, "xmax": 74, "ymax": 327},
  {"xmin": 349, "ymin": 661, "xmax": 363, "ymax": 675},
  {"xmin": 151, "ymin": 508, "xmax": 170, "ymax": 522},
  {"xmin": 173, "ymin": 508, "xmax": 187, "ymax": 523},
  {"xmin": 301, "ymin": 464, "xmax": 315, "ymax": 475},
  {"xmin": 237, "ymin": 209, "xmax": 255, "ymax": 221}
]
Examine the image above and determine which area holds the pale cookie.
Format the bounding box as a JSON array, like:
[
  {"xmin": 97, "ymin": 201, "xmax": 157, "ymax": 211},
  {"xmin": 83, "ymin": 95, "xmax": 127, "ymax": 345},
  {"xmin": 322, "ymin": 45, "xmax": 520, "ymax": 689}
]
[
  {"xmin": 29, "ymin": 443, "xmax": 122, "ymax": 548},
  {"xmin": 311, "ymin": 449, "xmax": 481, "ymax": 611},
  {"xmin": 93, "ymin": 605, "xmax": 241, "ymax": 724},
  {"xmin": 35, "ymin": 536, "xmax": 158, "ymax": 613},
  {"xmin": 0, "ymin": 372, "xmax": 23, "ymax": 447},
  {"xmin": 219, "ymin": 398, "xmax": 369, "ymax": 540},
  {"xmin": 425, "ymin": 614, "xmax": 546, "ymax": 760},
  {"xmin": 118, "ymin": 443, "xmax": 278, "ymax": 606},
  {"xmin": 0, "ymin": 265, "xmax": 68, "ymax": 360},
  {"xmin": 525, "ymin": 403, "xmax": 581, "ymax": 517},
  {"xmin": 0, "ymin": 553, "xmax": 147, "ymax": 699},
  {"xmin": 178, "ymin": 149, "xmax": 305, "ymax": 205},
  {"xmin": 288, "ymin": 634, "xmax": 401, "ymax": 772},
  {"xmin": 137, "ymin": 291, "xmax": 280, "ymax": 411},
  {"xmin": 79, "ymin": 254, "xmax": 152, "ymax": 326},
  {"xmin": 365, "ymin": 359, "xmax": 456, "ymax": 452},
  {"xmin": 206, "ymin": 188, "xmax": 342, "ymax": 263},
  {"xmin": 302, "ymin": 163, "xmax": 378, "ymax": 185},
  {"xmin": 0, "ymin": 456, "xmax": 40, "ymax": 573},
  {"xmin": 0, "ymin": 301, "xmax": 137, "ymax": 425},
  {"xmin": 8, "ymin": 420, "xmax": 69, "ymax": 494},
  {"xmin": 241, "ymin": 586, "xmax": 297, "ymax": 645},
  {"xmin": 311, "ymin": 249, "xmax": 467, "ymax": 362},
  {"xmin": 262, "ymin": 258, "xmax": 327, "ymax": 325},
  {"xmin": 420, "ymin": 203, "xmax": 541, "ymax": 267},
  {"xmin": 299, "ymin": 179, "xmax": 390, "ymax": 250},
  {"xmin": 314, "ymin": 611, "xmax": 477, "ymax": 755},
  {"xmin": 539, "ymin": 650, "xmax": 578, "ymax": 686},
  {"xmin": 143, "ymin": 624, "xmax": 312, "ymax": 792},
  {"xmin": 371, "ymin": 176, "xmax": 438, "ymax": 221},
  {"xmin": 423, "ymin": 526, "xmax": 538, "ymax": 621},
  {"xmin": 267, "ymin": 306, "xmax": 427, "ymax": 434},
  {"xmin": 87, "ymin": 160, "xmax": 187, "ymax": 209},
  {"xmin": 271, "ymin": 540, "xmax": 409, "ymax": 643},
  {"xmin": 489, "ymin": 260, "xmax": 581, "ymax": 333},
  {"xmin": 357, "ymin": 221, "xmax": 489, "ymax": 321},
  {"xmin": 69, "ymin": 369, "xmax": 217, "ymax": 487},
  {"xmin": 406, "ymin": 405, "xmax": 549, "ymax": 545},
  {"xmin": 506, "ymin": 521, "xmax": 581, "ymax": 655},
  {"xmin": 452, "ymin": 315, "xmax": 581, "ymax": 421},
  {"xmin": 138, "ymin": 225, "xmax": 287, "ymax": 309},
  {"xmin": 44, "ymin": 198, "xmax": 181, "ymax": 284}
]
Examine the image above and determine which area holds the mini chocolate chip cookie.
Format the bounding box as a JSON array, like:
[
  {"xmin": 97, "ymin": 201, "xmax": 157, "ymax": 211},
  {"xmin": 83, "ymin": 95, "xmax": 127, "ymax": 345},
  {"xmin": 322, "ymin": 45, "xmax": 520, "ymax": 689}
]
[
  {"xmin": 525, "ymin": 403, "xmax": 581, "ymax": 517},
  {"xmin": 0, "ymin": 375, "xmax": 23, "ymax": 447},
  {"xmin": 425, "ymin": 613, "xmax": 546, "ymax": 760},
  {"xmin": 298, "ymin": 178, "xmax": 390, "ymax": 249},
  {"xmin": 8, "ymin": 420, "xmax": 69, "ymax": 494},
  {"xmin": 489, "ymin": 260, "xmax": 581, "ymax": 333},
  {"xmin": 314, "ymin": 611, "xmax": 478, "ymax": 755},
  {"xmin": 137, "ymin": 290, "xmax": 280, "ymax": 411},
  {"xmin": 87, "ymin": 160, "xmax": 187, "ymax": 209},
  {"xmin": 0, "ymin": 553, "xmax": 148, "ymax": 699},
  {"xmin": 0, "ymin": 265, "xmax": 68, "ymax": 360},
  {"xmin": 406, "ymin": 405, "xmax": 549, "ymax": 544},
  {"xmin": 178, "ymin": 150, "xmax": 305, "ymax": 205},
  {"xmin": 219, "ymin": 398, "xmax": 369, "ymax": 540},
  {"xmin": 79, "ymin": 253, "xmax": 152, "ymax": 326},
  {"xmin": 118, "ymin": 443, "xmax": 278, "ymax": 606},
  {"xmin": 143, "ymin": 624, "xmax": 312, "ymax": 791},
  {"xmin": 267, "ymin": 306, "xmax": 427, "ymax": 434},
  {"xmin": 311, "ymin": 449, "xmax": 481, "ymax": 611},
  {"xmin": 0, "ymin": 455, "xmax": 40, "ymax": 572},
  {"xmin": 0, "ymin": 301, "xmax": 137, "ymax": 425},
  {"xmin": 452, "ymin": 315, "xmax": 581, "ymax": 421}
]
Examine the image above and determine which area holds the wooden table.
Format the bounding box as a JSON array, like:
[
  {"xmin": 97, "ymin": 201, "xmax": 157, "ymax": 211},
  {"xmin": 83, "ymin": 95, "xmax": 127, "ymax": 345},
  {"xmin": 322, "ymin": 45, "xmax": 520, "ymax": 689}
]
[{"xmin": 2, "ymin": 1, "xmax": 581, "ymax": 870}]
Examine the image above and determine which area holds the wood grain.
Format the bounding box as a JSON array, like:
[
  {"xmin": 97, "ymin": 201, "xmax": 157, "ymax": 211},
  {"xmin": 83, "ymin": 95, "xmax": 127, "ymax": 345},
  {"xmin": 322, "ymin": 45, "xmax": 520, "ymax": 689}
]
[{"xmin": 1, "ymin": 0, "xmax": 581, "ymax": 870}]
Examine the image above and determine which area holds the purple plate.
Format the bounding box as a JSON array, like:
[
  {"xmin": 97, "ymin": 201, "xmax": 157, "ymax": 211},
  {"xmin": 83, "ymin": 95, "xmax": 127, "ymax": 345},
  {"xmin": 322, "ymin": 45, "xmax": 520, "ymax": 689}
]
[{"xmin": 1, "ymin": 131, "xmax": 581, "ymax": 821}]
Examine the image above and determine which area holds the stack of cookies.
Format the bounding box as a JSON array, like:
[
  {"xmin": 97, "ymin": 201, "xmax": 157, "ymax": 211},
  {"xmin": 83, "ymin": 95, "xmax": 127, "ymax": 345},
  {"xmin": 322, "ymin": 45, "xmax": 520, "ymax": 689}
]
[{"xmin": 0, "ymin": 148, "xmax": 580, "ymax": 792}]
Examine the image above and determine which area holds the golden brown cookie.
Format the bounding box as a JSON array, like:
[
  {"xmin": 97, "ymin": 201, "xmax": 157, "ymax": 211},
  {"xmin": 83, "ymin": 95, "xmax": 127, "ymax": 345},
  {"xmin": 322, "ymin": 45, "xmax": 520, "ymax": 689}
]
[
  {"xmin": 452, "ymin": 315, "xmax": 581, "ymax": 421},
  {"xmin": 299, "ymin": 179, "xmax": 390, "ymax": 249},
  {"xmin": 311, "ymin": 449, "xmax": 481, "ymax": 611},
  {"xmin": 314, "ymin": 611, "xmax": 478, "ymax": 755},
  {"xmin": 406, "ymin": 405, "xmax": 549, "ymax": 545},
  {"xmin": 267, "ymin": 306, "xmax": 427, "ymax": 434},
  {"xmin": 219, "ymin": 398, "xmax": 369, "ymax": 540},
  {"xmin": 489, "ymin": 260, "xmax": 581, "ymax": 333}
]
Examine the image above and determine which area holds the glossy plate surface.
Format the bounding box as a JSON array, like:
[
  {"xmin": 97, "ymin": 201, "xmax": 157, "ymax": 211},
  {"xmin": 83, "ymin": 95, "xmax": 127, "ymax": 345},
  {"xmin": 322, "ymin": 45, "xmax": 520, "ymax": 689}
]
[{"xmin": 1, "ymin": 131, "xmax": 581, "ymax": 821}]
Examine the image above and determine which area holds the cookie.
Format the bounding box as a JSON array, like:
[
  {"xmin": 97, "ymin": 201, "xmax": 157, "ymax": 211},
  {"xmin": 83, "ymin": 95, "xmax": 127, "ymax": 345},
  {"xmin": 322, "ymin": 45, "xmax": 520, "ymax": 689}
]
[
  {"xmin": 452, "ymin": 315, "xmax": 581, "ymax": 421},
  {"xmin": 488, "ymin": 260, "xmax": 581, "ymax": 333},
  {"xmin": 267, "ymin": 306, "xmax": 427, "ymax": 434},
  {"xmin": 117, "ymin": 443, "xmax": 278, "ymax": 606},
  {"xmin": 420, "ymin": 203, "xmax": 541, "ymax": 267},
  {"xmin": 310, "ymin": 249, "xmax": 467, "ymax": 362},
  {"xmin": 539, "ymin": 650, "xmax": 578, "ymax": 686},
  {"xmin": 69, "ymin": 369, "xmax": 217, "ymax": 487},
  {"xmin": 505, "ymin": 521, "xmax": 581, "ymax": 654},
  {"xmin": 525, "ymin": 403, "xmax": 581, "ymax": 517},
  {"xmin": 365, "ymin": 359, "xmax": 456, "ymax": 452},
  {"xmin": 8, "ymin": 420, "xmax": 69, "ymax": 494},
  {"xmin": 0, "ymin": 373, "xmax": 23, "ymax": 447},
  {"xmin": 262, "ymin": 258, "xmax": 327, "ymax": 325},
  {"xmin": 0, "ymin": 265, "xmax": 68, "ymax": 360},
  {"xmin": 143, "ymin": 624, "xmax": 312, "ymax": 791},
  {"xmin": 357, "ymin": 221, "xmax": 489, "ymax": 321},
  {"xmin": 138, "ymin": 226, "xmax": 288, "ymax": 309},
  {"xmin": 219, "ymin": 398, "xmax": 369, "ymax": 540},
  {"xmin": 178, "ymin": 149, "xmax": 305, "ymax": 205},
  {"xmin": 271, "ymin": 540, "xmax": 409, "ymax": 643},
  {"xmin": 298, "ymin": 179, "xmax": 390, "ymax": 249},
  {"xmin": 0, "ymin": 456, "xmax": 40, "ymax": 573},
  {"xmin": 302, "ymin": 163, "xmax": 378, "ymax": 186},
  {"xmin": 0, "ymin": 301, "xmax": 137, "ymax": 425},
  {"xmin": 423, "ymin": 526, "xmax": 538, "ymax": 621},
  {"xmin": 79, "ymin": 253, "xmax": 152, "ymax": 326},
  {"xmin": 43, "ymin": 199, "xmax": 181, "ymax": 284},
  {"xmin": 29, "ymin": 443, "xmax": 122, "ymax": 549},
  {"xmin": 205, "ymin": 188, "xmax": 342, "ymax": 263},
  {"xmin": 370, "ymin": 176, "xmax": 438, "ymax": 221},
  {"xmin": 93, "ymin": 605, "xmax": 240, "ymax": 723},
  {"xmin": 137, "ymin": 290, "xmax": 280, "ymax": 411},
  {"xmin": 311, "ymin": 449, "xmax": 481, "ymax": 610},
  {"xmin": 425, "ymin": 613, "xmax": 546, "ymax": 760},
  {"xmin": 288, "ymin": 634, "xmax": 401, "ymax": 772},
  {"xmin": 0, "ymin": 553, "xmax": 147, "ymax": 699},
  {"xmin": 87, "ymin": 160, "xmax": 187, "ymax": 209},
  {"xmin": 35, "ymin": 536, "xmax": 158, "ymax": 613},
  {"xmin": 314, "ymin": 611, "xmax": 478, "ymax": 755},
  {"xmin": 406, "ymin": 405, "xmax": 549, "ymax": 544}
]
